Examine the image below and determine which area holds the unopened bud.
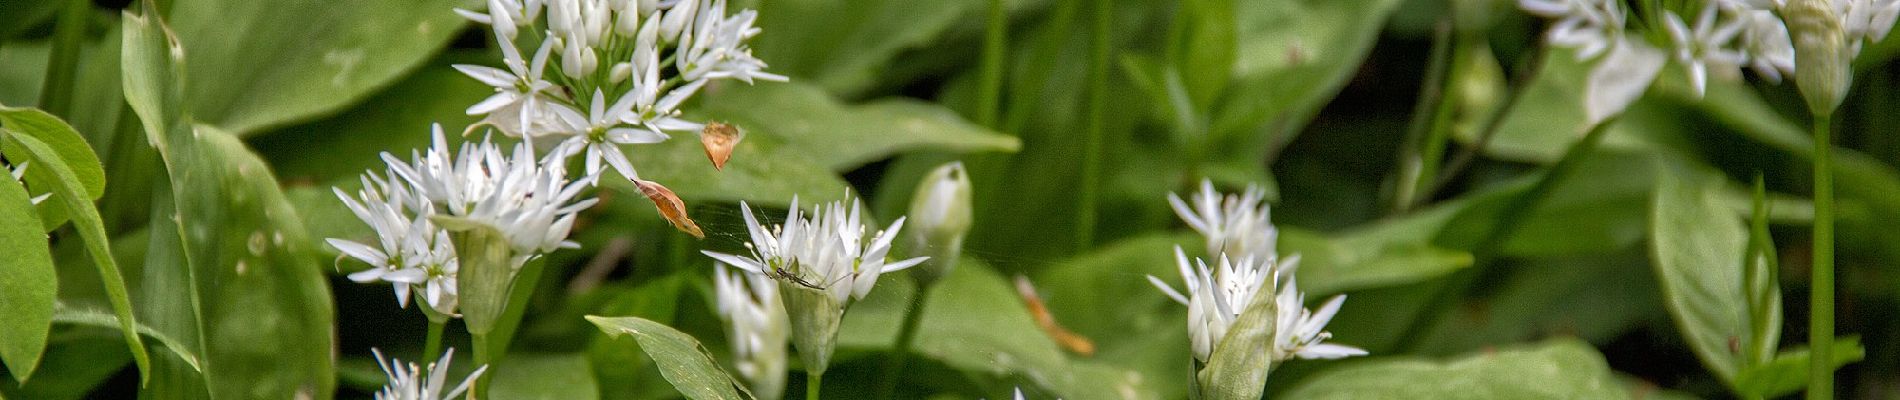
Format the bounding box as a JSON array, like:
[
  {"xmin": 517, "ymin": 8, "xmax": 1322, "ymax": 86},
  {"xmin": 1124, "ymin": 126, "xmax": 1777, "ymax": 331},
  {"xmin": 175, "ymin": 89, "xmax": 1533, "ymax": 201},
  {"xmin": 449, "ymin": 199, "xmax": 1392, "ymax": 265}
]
[
  {"xmin": 634, "ymin": 179, "xmax": 704, "ymax": 238},
  {"xmin": 1785, "ymin": 0, "xmax": 1853, "ymax": 115},
  {"xmin": 905, "ymin": 162, "xmax": 973, "ymax": 286},
  {"xmin": 700, "ymin": 122, "xmax": 740, "ymax": 170}
]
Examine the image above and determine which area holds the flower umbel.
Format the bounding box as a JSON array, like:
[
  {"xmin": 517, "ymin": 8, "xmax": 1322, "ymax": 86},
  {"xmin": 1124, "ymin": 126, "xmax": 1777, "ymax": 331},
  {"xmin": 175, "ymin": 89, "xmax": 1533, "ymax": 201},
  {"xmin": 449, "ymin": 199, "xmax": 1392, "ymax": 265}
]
[
  {"xmin": 371, "ymin": 347, "xmax": 486, "ymax": 400},
  {"xmin": 1168, "ymin": 180, "xmax": 1276, "ymax": 262},
  {"xmin": 702, "ymin": 195, "xmax": 927, "ymax": 305},
  {"xmin": 714, "ymin": 263, "xmax": 789, "ymax": 400}
]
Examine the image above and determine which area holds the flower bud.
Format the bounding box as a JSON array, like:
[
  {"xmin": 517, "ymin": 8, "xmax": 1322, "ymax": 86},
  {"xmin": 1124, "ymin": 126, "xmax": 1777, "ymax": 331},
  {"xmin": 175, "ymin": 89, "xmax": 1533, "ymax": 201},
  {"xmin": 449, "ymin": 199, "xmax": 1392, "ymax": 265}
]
[
  {"xmin": 1784, "ymin": 0, "xmax": 1853, "ymax": 115},
  {"xmin": 905, "ymin": 162, "xmax": 973, "ymax": 286},
  {"xmin": 778, "ymin": 283, "xmax": 843, "ymax": 378},
  {"xmin": 437, "ymin": 217, "xmax": 516, "ymax": 335}
]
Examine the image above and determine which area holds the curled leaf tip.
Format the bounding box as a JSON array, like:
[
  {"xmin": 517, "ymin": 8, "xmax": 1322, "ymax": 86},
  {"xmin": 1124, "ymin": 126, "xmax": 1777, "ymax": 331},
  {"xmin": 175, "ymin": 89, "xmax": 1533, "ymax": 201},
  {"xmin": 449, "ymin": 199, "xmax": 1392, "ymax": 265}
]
[
  {"xmin": 635, "ymin": 179, "xmax": 704, "ymax": 238},
  {"xmin": 699, "ymin": 121, "xmax": 740, "ymax": 171}
]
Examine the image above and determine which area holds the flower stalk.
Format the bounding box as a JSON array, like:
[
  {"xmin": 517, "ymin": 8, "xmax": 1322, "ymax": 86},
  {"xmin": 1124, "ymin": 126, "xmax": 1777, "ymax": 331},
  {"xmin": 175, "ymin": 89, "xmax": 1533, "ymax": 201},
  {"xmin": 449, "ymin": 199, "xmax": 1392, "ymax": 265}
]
[{"xmin": 1808, "ymin": 111, "xmax": 1835, "ymax": 400}]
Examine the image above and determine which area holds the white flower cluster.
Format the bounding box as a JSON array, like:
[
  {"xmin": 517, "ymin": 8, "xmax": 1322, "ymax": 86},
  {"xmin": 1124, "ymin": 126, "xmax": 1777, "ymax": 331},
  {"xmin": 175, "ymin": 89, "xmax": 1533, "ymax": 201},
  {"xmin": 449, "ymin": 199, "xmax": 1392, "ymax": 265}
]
[
  {"xmin": 713, "ymin": 264, "xmax": 788, "ymax": 399},
  {"xmin": 1149, "ymin": 181, "xmax": 1364, "ymax": 363},
  {"xmin": 703, "ymin": 195, "xmax": 927, "ymax": 306},
  {"xmin": 455, "ymin": 0, "xmax": 785, "ymax": 182},
  {"xmin": 1521, "ymin": 0, "xmax": 1897, "ymax": 121},
  {"xmin": 330, "ymin": 125, "xmax": 597, "ymax": 316},
  {"xmin": 371, "ymin": 348, "xmax": 486, "ymax": 400}
]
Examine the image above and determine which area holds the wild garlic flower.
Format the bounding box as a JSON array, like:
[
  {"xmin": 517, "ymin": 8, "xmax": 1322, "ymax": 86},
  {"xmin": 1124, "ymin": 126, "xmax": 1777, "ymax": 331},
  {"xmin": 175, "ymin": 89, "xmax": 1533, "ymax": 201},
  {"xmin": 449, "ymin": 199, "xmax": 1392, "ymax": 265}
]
[
  {"xmin": 371, "ymin": 348, "xmax": 486, "ymax": 400},
  {"xmin": 703, "ymin": 196, "xmax": 927, "ymax": 305},
  {"xmin": 1270, "ymin": 275, "xmax": 1367, "ymax": 361},
  {"xmin": 1740, "ymin": 9, "xmax": 1798, "ymax": 81},
  {"xmin": 714, "ymin": 264, "xmax": 788, "ymax": 400},
  {"xmin": 1148, "ymin": 248, "xmax": 1273, "ymax": 362},
  {"xmin": 1520, "ymin": 0, "xmax": 1627, "ymax": 59},
  {"xmin": 455, "ymin": 0, "xmax": 783, "ymax": 182},
  {"xmin": 380, "ymin": 125, "xmax": 598, "ymax": 265},
  {"xmin": 7, "ymin": 162, "xmax": 49, "ymax": 205},
  {"xmin": 329, "ymin": 174, "xmax": 462, "ymax": 316},
  {"xmin": 1839, "ymin": 0, "xmax": 1900, "ymax": 52},
  {"xmin": 1168, "ymin": 180, "xmax": 1276, "ymax": 262},
  {"xmin": 1665, "ymin": 4, "xmax": 1749, "ymax": 95}
]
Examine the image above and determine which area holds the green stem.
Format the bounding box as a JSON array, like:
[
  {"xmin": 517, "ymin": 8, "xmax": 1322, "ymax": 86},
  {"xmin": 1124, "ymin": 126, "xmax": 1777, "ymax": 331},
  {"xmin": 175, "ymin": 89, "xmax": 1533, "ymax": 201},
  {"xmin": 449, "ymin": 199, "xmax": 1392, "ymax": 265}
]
[
  {"xmin": 875, "ymin": 282, "xmax": 935, "ymax": 398},
  {"xmin": 806, "ymin": 371, "xmax": 823, "ymax": 400},
  {"xmin": 1426, "ymin": 42, "xmax": 1550, "ymax": 198},
  {"xmin": 1809, "ymin": 112, "xmax": 1835, "ymax": 400},
  {"xmin": 1389, "ymin": 14, "xmax": 1455, "ymax": 213},
  {"xmin": 1077, "ymin": 0, "xmax": 1110, "ymax": 249},
  {"xmin": 472, "ymin": 333, "xmax": 492, "ymax": 399},
  {"xmin": 975, "ymin": 0, "xmax": 1008, "ymax": 128},
  {"xmin": 40, "ymin": 0, "xmax": 88, "ymax": 118},
  {"xmin": 423, "ymin": 319, "xmax": 446, "ymax": 363},
  {"xmin": 1395, "ymin": 118, "xmax": 1616, "ymax": 352}
]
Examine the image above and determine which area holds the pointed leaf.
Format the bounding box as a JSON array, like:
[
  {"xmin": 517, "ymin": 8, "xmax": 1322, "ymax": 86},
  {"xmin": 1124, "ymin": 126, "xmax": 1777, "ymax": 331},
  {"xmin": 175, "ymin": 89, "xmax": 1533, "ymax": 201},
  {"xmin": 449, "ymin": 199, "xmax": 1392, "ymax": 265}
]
[
  {"xmin": 1281, "ymin": 339, "xmax": 1630, "ymax": 399},
  {"xmin": 0, "ymin": 171, "xmax": 55, "ymax": 382},
  {"xmin": 1648, "ymin": 166, "xmax": 1749, "ymax": 383},
  {"xmin": 585, "ymin": 316, "xmax": 753, "ymax": 400},
  {"xmin": 694, "ymin": 82, "xmax": 1020, "ymax": 171}
]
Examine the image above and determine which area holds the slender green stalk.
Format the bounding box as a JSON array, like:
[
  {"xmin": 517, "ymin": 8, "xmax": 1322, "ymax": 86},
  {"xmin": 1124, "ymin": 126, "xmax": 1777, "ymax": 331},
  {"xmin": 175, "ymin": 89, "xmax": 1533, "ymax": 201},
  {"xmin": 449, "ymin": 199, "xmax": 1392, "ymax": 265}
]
[
  {"xmin": 1389, "ymin": 15, "xmax": 1455, "ymax": 212},
  {"xmin": 1427, "ymin": 43, "xmax": 1550, "ymax": 198},
  {"xmin": 1408, "ymin": 32, "xmax": 1470, "ymax": 209},
  {"xmin": 975, "ymin": 0, "xmax": 1008, "ymax": 128},
  {"xmin": 40, "ymin": 0, "xmax": 88, "ymax": 118},
  {"xmin": 1395, "ymin": 118, "xmax": 1616, "ymax": 351},
  {"xmin": 1809, "ymin": 112, "xmax": 1835, "ymax": 400},
  {"xmin": 806, "ymin": 371, "xmax": 823, "ymax": 400},
  {"xmin": 1077, "ymin": 0, "xmax": 1110, "ymax": 249},
  {"xmin": 876, "ymin": 282, "xmax": 936, "ymax": 398},
  {"xmin": 472, "ymin": 333, "xmax": 493, "ymax": 398},
  {"xmin": 423, "ymin": 319, "xmax": 446, "ymax": 363}
]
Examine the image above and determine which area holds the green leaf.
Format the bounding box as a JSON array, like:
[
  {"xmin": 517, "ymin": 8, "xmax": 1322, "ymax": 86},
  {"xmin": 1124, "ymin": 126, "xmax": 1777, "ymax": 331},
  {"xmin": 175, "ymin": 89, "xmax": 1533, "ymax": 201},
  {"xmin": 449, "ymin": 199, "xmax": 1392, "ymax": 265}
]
[
  {"xmin": 1648, "ymin": 165, "xmax": 1749, "ymax": 383},
  {"xmin": 0, "ymin": 0, "xmax": 59, "ymax": 39},
  {"xmin": 1279, "ymin": 210, "xmax": 1474, "ymax": 296},
  {"xmin": 1174, "ymin": 0, "xmax": 1237, "ymax": 108},
  {"xmin": 1214, "ymin": 0, "xmax": 1405, "ymax": 141},
  {"xmin": 48, "ymin": 306, "xmax": 203, "ymax": 374},
  {"xmin": 839, "ymin": 261, "xmax": 1158, "ymax": 400},
  {"xmin": 585, "ymin": 315, "xmax": 753, "ymax": 400},
  {"xmin": 1279, "ymin": 339, "xmax": 1630, "ymax": 399},
  {"xmin": 694, "ymin": 82, "xmax": 1020, "ymax": 171},
  {"xmin": 0, "ymin": 328, "xmax": 132, "ymax": 400},
  {"xmin": 0, "ymin": 132, "xmax": 149, "ymax": 385},
  {"xmin": 489, "ymin": 353, "xmax": 602, "ymax": 400},
  {"xmin": 585, "ymin": 275, "xmax": 690, "ymax": 400},
  {"xmin": 164, "ymin": 0, "xmax": 466, "ymax": 134},
  {"xmin": 123, "ymin": 5, "xmax": 337, "ymax": 397},
  {"xmin": 751, "ymin": 0, "xmax": 985, "ymax": 95},
  {"xmin": 1733, "ymin": 337, "xmax": 1865, "ymax": 398},
  {"xmin": 0, "ymin": 107, "xmax": 105, "ymax": 200},
  {"xmin": 0, "ymin": 172, "xmax": 55, "ymax": 382}
]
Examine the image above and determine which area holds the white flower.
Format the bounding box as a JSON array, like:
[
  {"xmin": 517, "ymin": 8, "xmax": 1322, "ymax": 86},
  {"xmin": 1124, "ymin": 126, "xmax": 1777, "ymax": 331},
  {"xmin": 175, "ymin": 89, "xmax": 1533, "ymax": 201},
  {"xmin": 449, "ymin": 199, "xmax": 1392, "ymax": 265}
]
[
  {"xmin": 1664, "ymin": 4, "xmax": 1749, "ymax": 96},
  {"xmin": 1740, "ymin": 9, "xmax": 1798, "ymax": 81},
  {"xmin": 1584, "ymin": 37, "xmax": 1667, "ymax": 125},
  {"xmin": 1840, "ymin": 0, "xmax": 1900, "ymax": 51},
  {"xmin": 675, "ymin": 0, "xmax": 788, "ymax": 83},
  {"xmin": 714, "ymin": 263, "xmax": 788, "ymax": 399},
  {"xmin": 380, "ymin": 125, "xmax": 598, "ymax": 265},
  {"xmin": 546, "ymin": 89, "xmax": 669, "ymax": 181},
  {"xmin": 372, "ymin": 348, "xmax": 486, "ymax": 400},
  {"xmin": 329, "ymin": 169, "xmax": 463, "ymax": 316},
  {"xmin": 1520, "ymin": 0, "xmax": 1626, "ymax": 59},
  {"xmin": 1148, "ymin": 248, "xmax": 1272, "ymax": 362},
  {"xmin": 702, "ymin": 195, "xmax": 927, "ymax": 305},
  {"xmin": 1269, "ymin": 274, "xmax": 1366, "ymax": 361},
  {"xmin": 1168, "ymin": 180, "xmax": 1276, "ymax": 262},
  {"xmin": 455, "ymin": 30, "xmax": 562, "ymax": 139},
  {"xmin": 7, "ymin": 162, "xmax": 50, "ymax": 205}
]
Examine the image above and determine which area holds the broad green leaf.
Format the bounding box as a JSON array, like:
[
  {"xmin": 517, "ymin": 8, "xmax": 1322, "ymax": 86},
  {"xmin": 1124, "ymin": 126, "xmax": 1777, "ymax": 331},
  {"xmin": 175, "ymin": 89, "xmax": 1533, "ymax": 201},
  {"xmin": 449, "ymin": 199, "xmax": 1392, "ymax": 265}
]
[
  {"xmin": 1215, "ymin": 0, "xmax": 1405, "ymax": 143},
  {"xmin": 166, "ymin": 0, "xmax": 466, "ymax": 134},
  {"xmin": 1433, "ymin": 150, "xmax": 1661, "ymax": 257},
  {"xmin": 0, "ymin": 105, "xmax": 107, "ymax": 201},
  {"xmin": 489, "ymin": 353, "xmax": 602, "ymax": 400},
  {"xmin": 0, "ymin": 172, "xmax": 55, "ymax": 382},
  {"xmin": 1174, "ymin": 0, "xmax": 1238, "ymax": 109},
  {"xmin": 585, "ymin": 275, "xmax": 691, "ymax": 400},
  {"xmin": 0, "ymin": 132, "xmax": 148, "ymax": 384},
  {"xmin": 694, "ymin": 82, "xmax": 1020, "ymax": 171},
  {"xmin": 585, "ymin": 316, "xmax": 753, "ymax": 400},
  {"xmin": 1279, "ymin": 339, "xmax": 1630, "ymax": 399},
  {"xmin": 1405, "ymin": 254, "xmax": 1663, "ymax": 356},
  {"xmin": 1279, "ymin": 212, "xmax": 1473, "ymax": 296},
  {"xmin": 1648, "ymin": 166, "xmax": 1749, "ymax": 383},
  {"xmin": 749, "ymin": 0, "xmax": 985, "ymax": 95},
  {"xmin": 1032, "ymin": 234, "xmax": 1194, "ymax": 399},
  {"xmin": 1734, "ymin": 338, "xmax": 1865, "ymax": 398},
  {"xmin": 124, "ymin": 6, "xmax": 337, "ymax": 397},
  {"xmin": 1445, "ymin": 51, "xmax": 1679, "ymax": 164},
  {"xmin": 839, "ymin": 261, "xmax": 1158, "ymax": 400}
]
